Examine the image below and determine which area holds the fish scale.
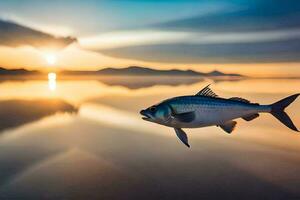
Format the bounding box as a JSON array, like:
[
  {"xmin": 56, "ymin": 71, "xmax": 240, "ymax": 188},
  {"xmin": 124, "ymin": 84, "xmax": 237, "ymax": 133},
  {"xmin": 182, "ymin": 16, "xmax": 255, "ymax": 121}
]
[{"xmin": 167, "ymin": 96, "xmax": 265, "ymax": 128}]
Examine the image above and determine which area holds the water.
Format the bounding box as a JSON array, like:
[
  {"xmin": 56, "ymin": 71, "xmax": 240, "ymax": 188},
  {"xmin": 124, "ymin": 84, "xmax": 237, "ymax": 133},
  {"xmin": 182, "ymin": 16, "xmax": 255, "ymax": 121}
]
[{"xmin": 0, "ymin": 75, "xmax": 299, "ymax": 199}]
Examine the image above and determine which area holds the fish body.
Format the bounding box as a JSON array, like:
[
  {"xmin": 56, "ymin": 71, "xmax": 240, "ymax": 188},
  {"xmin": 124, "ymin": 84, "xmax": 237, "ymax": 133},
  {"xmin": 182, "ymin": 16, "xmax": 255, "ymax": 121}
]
[
  {"xmin": 161, "ymin": 95, "xmax": 270, "ymax": 128},
  {"xmin": 140, "ymin": 85, "xmax": 299, "ymax": 148}
]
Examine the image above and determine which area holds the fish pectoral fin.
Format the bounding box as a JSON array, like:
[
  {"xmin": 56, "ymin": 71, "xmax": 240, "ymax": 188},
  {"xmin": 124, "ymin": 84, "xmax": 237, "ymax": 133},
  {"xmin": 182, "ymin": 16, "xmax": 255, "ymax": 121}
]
[
  {"xmin": 173, "ymin": 111, "xmax": 195, "ymax": 123},
  {"xmin": 174, "ymin": 128, "xmax": 190, "ymax": 148},
  {"xmin": 219, "ymin": 121, "xmax": 237, "ymax": 134},
  {"xmin": 242, "ymin": 113, "xmax": 259, "ymax": 121}
]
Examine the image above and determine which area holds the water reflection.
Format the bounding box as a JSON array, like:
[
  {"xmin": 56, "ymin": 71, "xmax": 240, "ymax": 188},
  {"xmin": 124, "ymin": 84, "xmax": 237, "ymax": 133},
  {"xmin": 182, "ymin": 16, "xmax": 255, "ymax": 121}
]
[
  {"xmin": 97, "ymin": 76, "xmax": 204, "ymax": 89},
  {"xmin": 0, "ymin": 77, "xmax": 299, "ymax": 199},
  {"xmin": 48, "ymin": 72, "xmax": 56, "ymax": 91},
  {"xmin": 0, "ymin": 99, "xmax": 77, "ymax": 133}
]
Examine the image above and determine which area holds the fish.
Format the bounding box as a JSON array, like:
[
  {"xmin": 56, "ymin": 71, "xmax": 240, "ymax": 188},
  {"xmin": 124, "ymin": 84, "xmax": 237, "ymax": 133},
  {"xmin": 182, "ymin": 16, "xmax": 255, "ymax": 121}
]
[{"xmin": 140, "ymin": 84, "xmax": 299, "ymax": 148}]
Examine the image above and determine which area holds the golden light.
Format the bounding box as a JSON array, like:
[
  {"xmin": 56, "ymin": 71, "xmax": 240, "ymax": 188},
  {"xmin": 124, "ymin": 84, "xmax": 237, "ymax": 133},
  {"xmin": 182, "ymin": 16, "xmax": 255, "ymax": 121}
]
[
  {"xmin": 48, "ymin": 72, "xmax": 57, "ymax": 91},
  {"xmin": 45, "ymin": 54, "xmax": 57, "ymax": 65}
]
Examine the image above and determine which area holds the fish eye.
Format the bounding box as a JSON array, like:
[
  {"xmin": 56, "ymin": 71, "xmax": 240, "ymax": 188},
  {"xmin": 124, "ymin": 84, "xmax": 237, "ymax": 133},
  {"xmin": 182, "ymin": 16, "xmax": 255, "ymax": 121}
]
[{"xmin": 149, "ymin": 106, "xmax": 156, "ymax": 112}]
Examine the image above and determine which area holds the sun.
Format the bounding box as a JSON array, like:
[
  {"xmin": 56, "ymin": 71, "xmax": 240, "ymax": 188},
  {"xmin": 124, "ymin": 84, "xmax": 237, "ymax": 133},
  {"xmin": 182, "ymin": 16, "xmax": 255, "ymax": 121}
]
[{"xmin": 45, "ymin": 54, "xmax": 57, "ymax": 65}]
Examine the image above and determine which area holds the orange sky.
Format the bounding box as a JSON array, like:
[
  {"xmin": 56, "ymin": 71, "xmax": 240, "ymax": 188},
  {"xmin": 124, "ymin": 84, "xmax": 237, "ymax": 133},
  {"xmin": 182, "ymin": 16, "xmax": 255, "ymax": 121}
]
[
  {"xmin": 0, "ymin": 44, "xmax": 299, "ymax": 77},
  {"xmin": 0, "ymin": 0, "xmax": 300, "ymax": 77}
]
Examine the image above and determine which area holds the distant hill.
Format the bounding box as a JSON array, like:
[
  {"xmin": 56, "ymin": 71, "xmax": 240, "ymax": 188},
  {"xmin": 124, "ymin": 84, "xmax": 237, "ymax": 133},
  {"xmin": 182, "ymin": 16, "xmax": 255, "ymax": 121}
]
[
  {"xmin": 0, "ymin": 66, "xmax": 242, "ymax": 77},
  {"xmin": 98, "ymin": 66, "xmax": 202, "ymax": 76},
  {"xmin": 207, "ymin": 70, "xmax": 242, "ymax": 77},
  {"xmin": 0, "ymin": 67, "xmax": 39, "ymax": 75},
  {"xmin": 62, "ymin": 66, "xmax": 242, "ymax": 77}
]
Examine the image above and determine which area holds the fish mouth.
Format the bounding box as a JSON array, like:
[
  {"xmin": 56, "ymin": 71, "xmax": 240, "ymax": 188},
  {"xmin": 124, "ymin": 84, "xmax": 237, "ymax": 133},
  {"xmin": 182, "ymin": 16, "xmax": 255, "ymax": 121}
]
[
  {"xmin": 140, "ymin": 110, "xmax": 153, "ymax": 121},
  {"xmin": 142, "ymin": 117, "xmax": 151, "ymax": 121}
]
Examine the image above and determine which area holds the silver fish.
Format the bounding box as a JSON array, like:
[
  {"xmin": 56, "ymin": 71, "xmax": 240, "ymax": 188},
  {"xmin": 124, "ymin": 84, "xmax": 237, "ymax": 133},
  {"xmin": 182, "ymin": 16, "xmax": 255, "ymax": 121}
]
[{"xmin": 140, "ymin": 85, "xmax": 299, "ymax": 147}]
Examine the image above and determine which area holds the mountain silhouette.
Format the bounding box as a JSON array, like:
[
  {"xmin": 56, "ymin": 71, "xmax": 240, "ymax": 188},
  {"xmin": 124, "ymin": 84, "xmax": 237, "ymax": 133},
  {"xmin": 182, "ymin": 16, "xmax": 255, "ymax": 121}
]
[
  {"xmin": 208, "ymin": 70, "xmax": 241, "ymax": 77},
  {"xmin": 0, "ymin": 66, "xmax": 242, "ymax": 77},
  {"xmin": 0, "ymin": 67, "xmax": 39, "ymax": 75},
  {"xmin": 62, "ymin": 66, "xmax": 242, "ymax": 77}
]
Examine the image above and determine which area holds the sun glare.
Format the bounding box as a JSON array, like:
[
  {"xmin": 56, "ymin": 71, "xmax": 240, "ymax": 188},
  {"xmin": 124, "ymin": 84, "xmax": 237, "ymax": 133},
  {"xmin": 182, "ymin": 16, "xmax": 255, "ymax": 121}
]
[{"xmin": 45, "ymin": 54, "xmax": 57, "ymax": 65}]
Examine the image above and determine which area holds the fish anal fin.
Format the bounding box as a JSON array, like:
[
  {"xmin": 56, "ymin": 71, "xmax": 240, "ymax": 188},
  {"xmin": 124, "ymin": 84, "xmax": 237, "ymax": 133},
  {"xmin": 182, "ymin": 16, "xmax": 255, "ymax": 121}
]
[
  {"xmin": 196, "ymin": 84, "xmax": 218, "ymax": 97},
  {"xmin": 173, "ymin": 111, "xmax": 195, "ymax": 123},
  {"xmin": 174, "ymin": 128, "xmax": 190, "ymax": 148},
  {"xmin": 219, "ymin": 121, "xmax": 237, "ymax": 134},
  {"xmin": 229, "ymin": 97, "xmax": 250, "ymax": 103},
  {"xmin": 242, "ymin": 113, "xmax": 259, "ymax": 121}
]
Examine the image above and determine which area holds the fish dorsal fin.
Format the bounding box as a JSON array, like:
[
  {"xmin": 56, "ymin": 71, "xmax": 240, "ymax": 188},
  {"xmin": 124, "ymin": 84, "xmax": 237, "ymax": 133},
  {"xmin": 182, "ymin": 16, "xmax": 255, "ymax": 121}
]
[
  {"xmin": 229, "ymin": 97, "xmax": 250, "ymax": 103},
  {"xmin": 218, "ymin": 121, "xmax": 237, "ymax": 134},
  {"xmin": 196, "ymin": 84, "xmax": 218, "ymax": 97}
]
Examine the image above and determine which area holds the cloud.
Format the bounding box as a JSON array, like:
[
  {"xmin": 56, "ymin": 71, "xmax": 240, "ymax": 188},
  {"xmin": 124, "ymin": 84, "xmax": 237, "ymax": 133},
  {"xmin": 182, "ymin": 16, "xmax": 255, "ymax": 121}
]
[
  {"xmin": 99, "ymin": 38, "xmax": 300, "ymax": 63},
  {"xmin": 155, "ymin": 0, "xmax": 300, "ymax": 32},
  {"xmin": 90, "ymin": 0, "xmax": 300, "ymax": 64},
  {"xmin": 0, "ymin": 19, "xmax": 77, "ymax": 49},
  {"xmin": 79, "ymin": 30, "xmax": 190, "ymax": 50},
  {"xmin": 81, "ymin": 29, "xmax": 300, "ymax": 50},
  {"xmin": 85, "ymin": 28, "xmax": 300, "ymax": 63}
]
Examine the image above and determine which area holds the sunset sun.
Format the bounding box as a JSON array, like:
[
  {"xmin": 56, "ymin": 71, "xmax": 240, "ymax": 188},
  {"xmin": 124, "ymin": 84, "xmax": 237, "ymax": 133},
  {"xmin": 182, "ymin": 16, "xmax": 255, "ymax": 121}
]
[{"xmin": 45, "ymin": 53, "xmax": 57, "ymax": 65}]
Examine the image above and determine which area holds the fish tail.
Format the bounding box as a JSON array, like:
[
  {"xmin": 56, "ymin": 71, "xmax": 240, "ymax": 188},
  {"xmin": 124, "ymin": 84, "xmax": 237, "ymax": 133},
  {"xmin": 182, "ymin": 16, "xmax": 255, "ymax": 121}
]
[{"xmin": 270, "ymin": 93, "xmax": 300, "ymax": 132}]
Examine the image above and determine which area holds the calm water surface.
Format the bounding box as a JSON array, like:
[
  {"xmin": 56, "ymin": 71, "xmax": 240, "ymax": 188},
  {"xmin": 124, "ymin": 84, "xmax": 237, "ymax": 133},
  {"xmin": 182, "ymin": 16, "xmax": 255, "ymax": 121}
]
[{"xmin": 0, "ymin": 76, "xmax": 299, "ymax": 200}]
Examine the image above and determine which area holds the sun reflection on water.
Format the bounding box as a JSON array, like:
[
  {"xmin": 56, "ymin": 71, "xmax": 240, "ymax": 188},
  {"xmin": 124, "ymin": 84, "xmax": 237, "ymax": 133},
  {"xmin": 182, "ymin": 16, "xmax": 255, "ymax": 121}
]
[{"xmin": 48, "ymin": 72, "xmax": 57, "ymax": 91}]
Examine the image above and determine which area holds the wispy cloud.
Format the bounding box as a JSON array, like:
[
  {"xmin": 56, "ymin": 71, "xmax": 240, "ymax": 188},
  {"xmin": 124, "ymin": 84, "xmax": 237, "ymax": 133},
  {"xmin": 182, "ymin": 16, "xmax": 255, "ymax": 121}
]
[
  {"xmin": 0, "ymin": 13, "xmax": 74, "ymax": 37},
  {"xmin": 0, "ymin": 0, "xmax": 300, "ymax": 67},
  {"xmin": 79, "ymin": 30, "xmax": 190, "ymax": 50},
  {"xmin": 0, "ymin": 19, "xmax": 76, "ymax": 49},
  {"xmin": 98, "ymin": 38, "xmax": 300, "ymax": 64},
  {"xmin": 80, "ymin": 0, "xmax": 300, "ymax": 64},
  {"xmin": 155, "ymin": 1, "xmax": 300, "ymax": 32},
  {"xmin": 80, "ymin": 29, "xmax": 300, "ymax": 50}
]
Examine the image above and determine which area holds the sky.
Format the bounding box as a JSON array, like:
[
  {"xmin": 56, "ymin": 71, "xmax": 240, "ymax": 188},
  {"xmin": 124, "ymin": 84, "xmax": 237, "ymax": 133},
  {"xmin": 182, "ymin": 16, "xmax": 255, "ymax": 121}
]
[{"xmin": 0, "ymin": 0, "xmax": 299, "ymax": 77}]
